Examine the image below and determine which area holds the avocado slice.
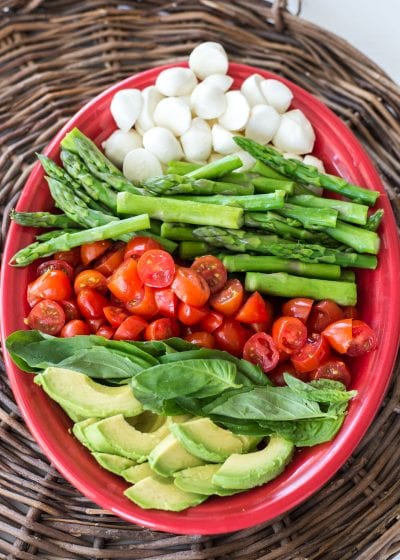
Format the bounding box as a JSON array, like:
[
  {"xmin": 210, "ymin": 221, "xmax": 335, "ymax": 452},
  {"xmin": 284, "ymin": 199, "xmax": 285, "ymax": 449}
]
[
  {"xmin": 170, "ymin": 417, "xmax": 258, "ymax": 462},
  {"xmin": 132, "ymin": 411, "xmax": 166, "ymax": 432},
  {"xmin": 174, "ymin": 464, "xmax": 238, "ymax": 496},
  {"xmin": 83, "ymin": 414, "xmax": 170, "ymax": 461},
  {"xmin": 35, "ymin": 367, "xmax": 142, "ymax": 418},
  {"xmin": 62, "ymin": 405, "xmax": 86, "ymax": 422},
  {"xmin": 72, "ymin": 418, "xmax": 98, "ymax": 449},
  {"xmin": 92, "ymin": 453, "xmax": 136, "ymax": 475},
  {"xmin": 124, "ymin": 475, "xmax": 207, "ymax": 511},
  {"xmin": 212, "ymin": 434, "xmax": 294, "ymax": 490},
  {"xmin": 121, "ymin": 463, "xmax": 154, "ymax": 483},
  {"xmin": 148, "ymin": 434, "xmax": 204, "ymax": 477}
]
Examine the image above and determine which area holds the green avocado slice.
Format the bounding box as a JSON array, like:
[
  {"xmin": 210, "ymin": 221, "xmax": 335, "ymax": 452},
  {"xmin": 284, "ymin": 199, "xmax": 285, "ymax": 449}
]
[
  {"xmin": 92, "ymin": 453, "xmax": 136, "ymax": 475},
  {"xmin": 212, "ymin": 434, "xmax": 294, "ymax": 490},
  {"xmin": 148, "ymin": 433, "xmax": 204, "ymax": 477},
  {"xmin": 174, "ymin": 464, "xmax": 238, "ymax": 496},
  {"xmin": 124, "ymin": 475, "xmax": 207, "ymax": 511},
  {"xmin": 35, "ymin": 367, "xmax": 142, "ymax": 418},
  {"xmin": 72, "ymin": 418, "xmax": 98, "ymax": 449},
  {"xmin": 121, "ymin": 463, "xmax": 154, "ymax": 484}
]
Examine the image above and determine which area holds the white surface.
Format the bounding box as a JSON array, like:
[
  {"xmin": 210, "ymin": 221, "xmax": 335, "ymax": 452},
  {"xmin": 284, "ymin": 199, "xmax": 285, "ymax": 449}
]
[{"xmin": 288, "ymin": 0, "xmax": 399, "ymax": 83}]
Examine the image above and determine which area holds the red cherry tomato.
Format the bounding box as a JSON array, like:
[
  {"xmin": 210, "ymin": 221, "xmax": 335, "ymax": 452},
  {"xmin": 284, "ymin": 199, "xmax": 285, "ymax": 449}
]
[
  {"xmin": 272, "ymin": 316, "xmax": 307, "ymax": 354},
  {"xmin": 88, "ymin": 317, "xmax": 106, "ymax": 333},
  {"xmin": 214, "ymin": 319, "xmax": 249, "ymax": 357},
  {"xmin": 80, "ymin": 240, "xmax": 111, "ymax": 266},
  {"xmin": 342, "ymin": 306, "xmax": 359, "ymax": 319},
  {"xmin": 172, "ymin": 267, "xmax": 210, "ymax": 307},
  {"xmin": 137, "ymin": 249, "xmax": 175, "ymax": 288},
  {"xmin": 26, "ymin": 299, "xmax": 65, "ymax": 335},
  {"xmin": 96, "ymin": 325, "xmax": 115, "ymax": 339},
  {"xmin": 209, "ymin": 279, "xmax": 244, "ymax": 317},
  {"xmin": 199, "ymin": 310, "xmax": 224, "ymax": 333},
  {"xmin": 310, "ymin": 360, "xmax": 351, "ymax": 387},
  {"xmin": 144, "ymin": 318, "xmax": 180, "ymax": 341},
  {"xmin": 27, "ymin": 270, "xmax": 72, "ymax": 307},
  {"xmin": 243, "ymin": 332, "xmax": 279, "ymax": 373},
  {"xmin": 103, "ymin": 306, "xmax": 129, "ymax": 328},
  {"xmin": 107, "ymin": 258, "xmax": 143, "ymax": 302},
  {"xmin": 250, "ymin": 321, "xmax": 272, "ymax": 333},
  {"xmin": 191, "ymin": 255, "xmax": 227, "ymax": 294},
  {"xmin": 77, "ymin": 288, "xmax": 109, "ymax": 320},
  {"xmin": 37, "ymin": 259, "xmax": 74, "ymax": 281},
  {"xmin": 308, "ymin": 299, "xmax": 344, "ymax": 333},
  {"xmin": 235, "ymin": 292, "xmax": 272, "ymax": 324},
  {"xmin": 322, "ymin": 318, "xmax": 376, "ymax": 357},
  {"xmin": 74, "ymin": 270, "xmax": 107, "ymax": 294},
  {"xmin": 282, "ymin": 298, "xmax": 314, "ymax": 323},
  {"xmin": 125, "ymin": 286, "xmax": 158, "ymax": 319},
  {"xmin": 95, "ymin": 243, "xmax": 125, "ymax": 276},
  {"xmin": 60, "ymin": 319, "xmax": 91, "ymax": 337},
  {"xmin": 154, "ymin": 288, "xmax": 178, "ymax": 318},
  {"xmin": 185, "ymin": 332, "xmax": 215, "ymax": 349},
  {"xmin": 124, "ymin": 236, "xmax": 162, "ymax": 259},
  {"xmin": 59, "ymin": 299, "xmax": 80, "ymax": 322},
  {"xmin": 114, "ymin": 315, "xmax": 148, "ymax": 340},
  {"xmin": 267, "ymin": 362, "xmax": 302, "ymax": 386},
  {"xmin": 290, "ymin": 334, "xmax": 331, "ymax": 373},
  {"xmin": 53, "ymin": 247, "xmax": 81, "ymax": 267},
  {"xmin": 177, "ymin": 302, "xmax": 208, "ymax": 326}
]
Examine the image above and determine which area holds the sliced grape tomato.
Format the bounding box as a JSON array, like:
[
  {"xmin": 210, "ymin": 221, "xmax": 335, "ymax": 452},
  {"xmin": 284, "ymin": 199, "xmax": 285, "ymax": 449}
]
[
  {"xmin": 74, "ymin": 270, "xmax": 107, "ymax": 294},
  {"xmin": 26, "ymin": 299, "xmax": 65, "ymax": 335},
  {"xmin": 243, "ymin": 332, "xmax": 279, "ymax": 373},
  {"xmin": 144, "ymin": 318, "xmax": 180, "ymax": 341},
  {"xmin": 272, "ymin": 316, "xmax": 307, "ymax": 354},
  {"xmin": 191, "ymin": 255, "xmax": 227, "ymax": 294},
  {"xmin": 236, "ymin": 292, "xmax": 272, "ymax": 324},
  {"xmin": 209, "ymin": 278, "xmax": 243, "ymax": 316},
  {"xmin": 61, "ymin": 319, "xmax": 91, "ymax": 337},
  {"xmin": 124, "ymin": 236, "xmax": 162, "ymax": 259},
  {"xmin": 290, "ymin": 333, "xmax": 331, "ymax": 373},
  {"xmin": 310, "ymin": 360, "xmax": 351, "ymax": 387},
  {"xmin": 137, "ymin": 249, "xmax": 175, "ymax": 288},
  {"xmin": 125, "ymin": 285, "xmax": 158, "ymax": 319},
  {"xmin": 172, "ymin": 267, "xmax": 210, "ymax": 307},
  {"xmin": 37, "ymin": 259, "xmax": 74, "ymax": 281},
  {"xmin": 282, "ymin": 298, "xmax": 314, "ymax": 323}
]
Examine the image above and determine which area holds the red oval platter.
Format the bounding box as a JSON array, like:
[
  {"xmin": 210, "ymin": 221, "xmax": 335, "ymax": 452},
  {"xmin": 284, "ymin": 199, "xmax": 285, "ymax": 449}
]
[{"xmin": 1, "ymin": 62, "xmax": 400, "ymax": 535}]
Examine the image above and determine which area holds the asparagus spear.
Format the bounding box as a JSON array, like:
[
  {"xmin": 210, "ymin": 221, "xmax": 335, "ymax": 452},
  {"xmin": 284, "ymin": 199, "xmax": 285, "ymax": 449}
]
[
  {"xmin": 117, "ymin": 192, "xmax": 244, "ymax": 229},
  {"xmin": 167, "ymin": 161, "xmax": 201, "ymax": 174},
  {"xmin": 169, "ymin": 191, "xmax": 286, "ymax": 211},
  {"xmin": 289, "ymin": 194, "xmax": 368, "ymax": 226},
  {"xmin": 365, "ymin": 209, "xmax": 384, "ymax": 231},
  {"xmin": 252, "ymin": 160, "xmax": 287, "ymax": 180},
  {"xmin": 161, "ymin": 223, "xmax": 196, "ymax": 241},
  {"xmin": 245, "ymin": 272, "xmax": 357, "ymax": 306},
  {"xmin": 221, "ymin": 254, "xmax": 342, "ymax": 280},
  {"xmin": 244, "ymin": 212, "xmax": 315, "ymax": 241},
  {"xmin": 10, "ymin": 210, "xmax": 78, "ymax": 229},
  {"xmin": 325, "ymin": 221, "xmax": 380, "ymax": 254},
  {"xmin": 143, "ymin": 175, "xmax": 254, "ymax": 196},
  {"xmin": 36, "ymin": 229, "xmax": 81, "ymax": 241},
  {"xmin": 276, "ymin": 203, "xmax": 338, "ymax": 229},
  {"xmin": 179, "ymin": 241, "xmax": 211, "ymax": 259},
  {"xmin": 235, "ymin": 137, "xmax": 379, "ymax": 206},
  {"xmin": 11, "ymin": 215, "xmax": 150, "ymax": 267},
  {"xmin": 185, "ymin": 155, "xmax": 242, "ymax": 179},
  {"xmin": 252, "ymin": 177, "xmax": 295, "ymax": 195},
  {"xmin": 339, "ymin": 270, "xmax": 356, "ymax": 282}
]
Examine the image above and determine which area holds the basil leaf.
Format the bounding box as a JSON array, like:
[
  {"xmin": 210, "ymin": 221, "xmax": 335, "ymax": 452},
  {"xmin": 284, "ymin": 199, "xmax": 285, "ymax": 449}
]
[
  {"xmin": 58, "ymin": 348, "xmax": 145, "ymax": 379},
  {"xmin": 283, "ymin": 374, "xmax": 357, "ymax": 403}
]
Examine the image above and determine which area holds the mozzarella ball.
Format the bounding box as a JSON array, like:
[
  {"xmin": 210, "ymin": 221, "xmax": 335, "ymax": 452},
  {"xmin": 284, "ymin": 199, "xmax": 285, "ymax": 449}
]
[
  {"xmin": 260, "ymin": 79, "xmax": 293, "ymax": 113},
  {"xmin": 245, "ymin": 104, "xmax": 281, "ymax": 144},
  {"xmin": 136, "ymin": 86, "xmax": 164, "ymax": 134},
  {"xmin": 272, "ymin": 109, "xmax": 315, "ymax": 154},
  {"xmin": 110, "ymin": 89, "xmax": 143, "ymax": 131},
  {"xmin": 202, "ymin": 74, "xmax": 234, "ymax": 92},
  {"xmin": 235, "ymin": 150, "xmax": 256, "ymax": 172},
  {"xmin": 103, "ymin": 130, "xmax": 143, "ymax": 167},
  {"xmin": 153, "ymin": 97, "xmax": 192, "ymax": 136},
  {"xmin": 212, "ymin": 124, "xmax": 241, "ymax": 155},
  {"xmin": 218, "ymin": 90, "xmax": 250, "ymax": 131},
  {"xmin": 142, "ymin": 127, "xmax": 183, "ymax": 164},
  {"xmin": 155, "ymin": 67, "xmax": 198, "ymax": 96},
  {"xmin": 181, "ymin": 118, "xmax": 212, "ymax": 162},
  {"xmin": 240, "ymin": 74, "xmax": 266, "ymax": 107},
  {"xmin": 123, "ymin": 149, "xmax": 162, "ymax": 182},
  {"xmin": 189, "ymin": 42, "xmax": 229, "ymax": 79},
  {"xmin": 208, "ymin": 152, "xmax": 222, "ymax": 163},
  {"xmin": 303, "ymin": 155, "xmax": 325, "ymax": 173},
  {"xmin": 191, "ymin": 82, "xmax": 227, "ymax": 119}
]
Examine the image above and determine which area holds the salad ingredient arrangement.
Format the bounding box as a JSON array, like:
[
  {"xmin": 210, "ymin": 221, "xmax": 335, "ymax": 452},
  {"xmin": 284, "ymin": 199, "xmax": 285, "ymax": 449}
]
[{"xmin": 6, "ymin": 41, "xmax": 381, "ymax": 512}]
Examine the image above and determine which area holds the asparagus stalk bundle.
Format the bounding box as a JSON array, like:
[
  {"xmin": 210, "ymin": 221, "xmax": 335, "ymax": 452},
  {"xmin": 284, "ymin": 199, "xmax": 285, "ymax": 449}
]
[
  {"xmin": 288, "ymin": 194, "xmax": 368, "ymax": 226},
  {"xmin": 143, "ymin": 175, "xmax": 254, "ymax": 196},
  {"xmin": 10, "ymin": 210, "xmax": 78, "ymax": 229},
  {"xmin": 169, "ymin": 190, "xmax": 286, "ymax": 211}
]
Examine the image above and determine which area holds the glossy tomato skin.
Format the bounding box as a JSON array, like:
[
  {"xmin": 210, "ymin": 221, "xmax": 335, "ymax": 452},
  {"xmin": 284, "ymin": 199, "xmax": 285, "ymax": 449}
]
[
  {"xmin": 322, "ymin": 318, "xmax": 377, "ymax": 357},
  {"xmin": 37, "ymin": 260, "xmax": 74, "ymax": 281},
  {"xmin": 60, "ymin": 319, "xmax": 91, "ymax": 337},
  {"xmin": 177, "ymin": 303, "xmax": 208, "ymax": 326},
  {"xmin": 96, "ymin": 325, "xmax": 115, "ymax": 339},
  {"xmin": 154, "ymin": 288, "xmax": 178, "ymax": 318},
  {"xmin": 26, "ymin": 299, "xmax": 66, "ymax": 335},
  {"xmin": 200, "ymin": 310, "xmax": 224, "ymax": 333},
  {"xmin": 125, "ymin": 286, "xmax": 158, "ymax": 319},
  {"xmin": 88, "ymin": 317, "xmax": 106, "ymax": 333},
  {"xmin": 124, "ymin": 237, "xmax": 162, "ymax": 259},
  {"xmin": 310, "ymin": 360, "xmax": 351, "ymax": 387},
  {"xmin": 77, "ymin": 288, "xmax": 109, "ymax": 320},
  {"xmin": 95, "ymin": 243, "xmax": 125, "ymax": 276},
  {"xmin": 137, "ymin": 249, "xmax": 175, "ymax": 288},
  {"xmin": 308, "ymin": 299, "xmax": 344, "ymax": 333},
  {"xmin": 53, "ymin": 247, "xmax": 81, "ymax": 267},
  {"xmin": 191, "ymin": 255, "xmax": 227, "ymax": 294},
  {"xmin": 291, "ymin": 334, "xmax": 331, "ymax": 373},
  {"xmin": 243, "ymin": 332, "xmax": 279, "ymax": 373},
  {"xmin": 144, "ymin": 318, "xmax": 180, "ymax": 341},
  {"xmin": 236, "ymin": 292, "xmax": 272, "ymax": 324},
  {"xmin": 322, "ymin": 319, "xmax": 353, "ymax": 353},
  {"xmin": 103, "ymin": 306, "xmax": 129, "ymax": 328},
  {"xmin": 172, "ymin": 267, "xmax": 210, "ymax": 307},
  {"xmin": 80, "ymin": 240, "xmax": 111, "ymax": 266},
  {"xmin": 59, "ymin": 299, "xmax": 80, "ymax": 322},
  {"xmin": 342, "ymin": 305, "xmax": 359, "ymax": 319},
  {"xmin": 74, "ymin": 270, "xmax": 107, "ymax": 294},
  {"xmin": 209, "ymin": 279, "xmax": 244, "ymax": 316},
  {"xmin": 114, "ymin": 315, "xmax": 148, "ymax": 340},
  {"xmin": 272, "ymin": 316, "xmax": 307, "ymax": 354},
  {"xmin": 27, "ymin": 270, "xmax": 72, "ymax": 307},
  {"xmin": 214, "ymin": 319, "xmax": 249, "ymax": 357},
  {"xmin": 282, "ymin": 298, "xmax": 314, "ymax": 323},
  {"xmin": 185, "ymin": 331, "xmax": 215, "ymax": 349},
  {"xmin": 107, "ymin": 258, "xmax": 142, "ymax": 302},
  {"xmin": 250, "ymin": 321, "xmax": 272, "ymax": 333}
]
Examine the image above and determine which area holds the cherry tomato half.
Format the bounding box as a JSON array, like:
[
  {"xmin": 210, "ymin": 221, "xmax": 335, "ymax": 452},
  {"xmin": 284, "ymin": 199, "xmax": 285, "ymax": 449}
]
[
  {"xmin": 282, "ymin": 298, "xmax": 314, "ymax": 323},
  {"xmin": 308, "ymin": 299, "xmax": 344, "ymax": 333},
  {"xmin": 214, "ymin": 319, "xmax": 249, "ymax": 357},
  {"xmin": 144, "ymin": 318, "xmax": 180, "ymax": 341},
  {"xmin": 209, "ymin": 279, "xmax": 243, "ymax": 317},
  {"xmin": 322, "ymin": 318, "xmax": 376, "ymax": 357},
  {"xmin": 59, "ymin": 299, "xmax": 80, "ymax": 322},
  {"xmin": 177, "ymin": 302, "xmax": 208, "ymax": 326},
  {"xmin": 290, "ymin": 334, "xmax": 331, "ymax": 373},
  {"xmin": 88, "ymin": 317, "xmax": 106, "ymax": 333},
  {"xmin": 125, "ymin": 286, "xmax": 158, "ymax": 319},
  {"xmin": 199, "ymin": 310, "xmax": 224, "ymax": 333},
  {"xmin": 243, "ymin": 332, "xmax": 279, "ymax": 373},
  {"xmin": 103, "ymin": 306, "xmax": 129, "ymax": 328},
  {"xmin": 272, "ymin": 316, "xmax": 307, "ymax": 354},
  {"xmin": 124, "ymin": 236, "xmax": 162, "ymax": 259},
  {"xmin": 26, "ymin": 299, "xmax": 65, "ymax": 335},
  {"xmin": 53, "ymin": 247, "xmax": 81, "ymax": 267},
  {"xmin": 191, "ymin": 255, "xmax": 227, "ymax": 294},
  {"xmin": 310, "ymin": 360, "xmax": 351, "ymax": 387},
  {"xmin": 236, "ymin": 292, "xmax": 272, "ymax": 324},
  {"xmin": 27, "ymin": 270, "xmax": 72, "ymax": 307},
  {"xmin": 80, "ymin": 240, "xmax": 111, "ymax": 266},
  {"xmin": 185, "ymin": 331, "xmax": 215, "ymax": 349},
  {"xmin": 114, "ymin": 315, "xmax": 148, "ymax": 340},
  {"xmin": 37, "ymin": 260, "xmax": 74, "ymax": 281},
  {"xmin": 154, "ymin": 288, "xmax": 178, "ymax": 318},
  {"xmin": 107, "ymin": 258, "xmax": 142, "ymax": 302},
  {"xmin": 267, "ymin": 361, "xmax": 305, "ymax": 386},
  {"xmin": 137, "ymin": 249, "xmax": 175, "ymax": 288},
  {"xmin": 342, "ymin": 306, "xmax": 359, "ymax": 319},
  {"xmin": 172, "ymin": 267, "xmax": 210, "ymax": 307},
  {"xmin": 74, "ymin": 270, "xmax": 107, "ymax": 294},
  {"xmin": 96, "ymin": 325, "xmax": 115, "ymax": 339},
  {"xmin": 77, "ymin": 288, "xmax": 109, "ymax": 320},
  {"xmin": 95, "ymin": 243, "xmax": 125, "ymax": 276},
  {"xmin": 60, "ymin": 319, "xmax": 91, "ymax": 337}
]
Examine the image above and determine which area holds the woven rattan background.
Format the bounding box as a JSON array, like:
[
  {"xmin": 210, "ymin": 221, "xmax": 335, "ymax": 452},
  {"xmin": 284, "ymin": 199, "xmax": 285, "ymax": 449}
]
[{"xmin": 1, "ymin": 1, "xmax": 400, "ymax": 558}]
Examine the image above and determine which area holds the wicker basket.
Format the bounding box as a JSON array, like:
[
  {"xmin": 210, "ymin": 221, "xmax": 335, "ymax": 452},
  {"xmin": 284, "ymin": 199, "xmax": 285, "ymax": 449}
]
[{"xmin": 0, "ymin": 1, "xmax": 399, "ymax": 558}]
